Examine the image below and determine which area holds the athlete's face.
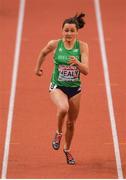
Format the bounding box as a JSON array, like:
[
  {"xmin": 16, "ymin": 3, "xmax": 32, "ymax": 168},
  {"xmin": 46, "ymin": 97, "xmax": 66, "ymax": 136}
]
[{"xmin": 62, "ymin": 23, "xmax": 78, "ymax": 42}]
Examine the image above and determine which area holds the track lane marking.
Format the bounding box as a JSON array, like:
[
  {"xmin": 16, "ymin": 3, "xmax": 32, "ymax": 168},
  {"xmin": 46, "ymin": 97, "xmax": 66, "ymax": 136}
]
[
  {"xmin": 1, "ymin": 0, "xmax": 26, "ymax": 178},
  {"xmin": 94, "ymin": 0, "xmax": 123, "ymax": 179}
]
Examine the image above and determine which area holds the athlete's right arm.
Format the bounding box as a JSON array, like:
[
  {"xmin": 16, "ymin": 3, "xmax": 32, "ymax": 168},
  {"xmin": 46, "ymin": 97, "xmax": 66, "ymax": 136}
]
[{"xmin": 35, "ymin": 40, "xmax": 58, "ymax": 76}]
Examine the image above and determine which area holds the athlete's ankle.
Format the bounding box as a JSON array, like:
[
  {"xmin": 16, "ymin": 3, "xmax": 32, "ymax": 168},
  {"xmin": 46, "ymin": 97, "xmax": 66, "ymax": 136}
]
[
  {"xmin": 64, "ymin": 145, "xmax": 70, "ymax": 152},
  {"xmin": 56, "ymin": 130, "xmax": 62, "ymax": 135}
]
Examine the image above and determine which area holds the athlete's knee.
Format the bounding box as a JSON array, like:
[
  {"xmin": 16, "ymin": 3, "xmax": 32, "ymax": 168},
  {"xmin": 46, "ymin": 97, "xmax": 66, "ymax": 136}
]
[{"xmin": 58, "ymin": 104, "xmax": 69, "ymax": 115}]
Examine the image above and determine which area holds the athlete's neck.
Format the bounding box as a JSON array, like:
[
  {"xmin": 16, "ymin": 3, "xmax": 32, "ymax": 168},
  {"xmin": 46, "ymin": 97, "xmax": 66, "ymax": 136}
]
[{"xmin": 62, "ymin": 38, "xmax": 76, "ymax": 50}]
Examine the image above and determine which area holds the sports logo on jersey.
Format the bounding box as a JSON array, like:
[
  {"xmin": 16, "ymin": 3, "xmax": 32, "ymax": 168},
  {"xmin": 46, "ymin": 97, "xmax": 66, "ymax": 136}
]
[
  {"xmin": 73, "ymin": 49, "xmax": 79, "ymax": 53},
  {"xmin": 59, "ymin": 48, "xmax": 62, "ymax": 52}
]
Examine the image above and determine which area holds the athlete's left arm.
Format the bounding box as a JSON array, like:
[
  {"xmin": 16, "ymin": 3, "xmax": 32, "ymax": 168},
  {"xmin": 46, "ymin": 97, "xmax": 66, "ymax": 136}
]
[{"xmin": 68, "ymin": 42, "xmax": 89, "ymax": 75}]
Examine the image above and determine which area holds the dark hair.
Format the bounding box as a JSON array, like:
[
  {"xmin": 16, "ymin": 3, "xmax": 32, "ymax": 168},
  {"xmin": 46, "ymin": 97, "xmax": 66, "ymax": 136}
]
[{"xmin": 62, "ymin": 13, "xmax": 86, "ymax": 30}]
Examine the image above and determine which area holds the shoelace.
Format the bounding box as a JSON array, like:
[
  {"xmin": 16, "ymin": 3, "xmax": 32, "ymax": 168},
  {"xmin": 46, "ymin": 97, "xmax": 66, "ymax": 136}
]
[
  {"xmin": 66, "ymin": 152, "xmax": 74, "ymax": 161},
  {"xmin": 55, "ymin": 134, "xmax": 62, "ymax": 143}
]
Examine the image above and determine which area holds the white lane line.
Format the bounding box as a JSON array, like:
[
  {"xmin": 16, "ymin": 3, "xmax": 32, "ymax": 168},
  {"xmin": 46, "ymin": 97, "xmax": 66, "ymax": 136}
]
[
  {"xmin": 1, "ymin": 0, "xmax": 26, "ymax": 178},
  {"xmin": 94, "ymin": 0, "xmax": 123, "ymax": 179}
]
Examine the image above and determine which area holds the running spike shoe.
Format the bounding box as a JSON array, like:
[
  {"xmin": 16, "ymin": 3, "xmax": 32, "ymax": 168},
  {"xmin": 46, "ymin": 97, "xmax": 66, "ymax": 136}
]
[
  {"xmin": 52, "ymin": 132, "xmax": 62, "ymax": 150},
  {"xmin": 63, "ymin": 149, "xmax": 76, "ymax": 165}
]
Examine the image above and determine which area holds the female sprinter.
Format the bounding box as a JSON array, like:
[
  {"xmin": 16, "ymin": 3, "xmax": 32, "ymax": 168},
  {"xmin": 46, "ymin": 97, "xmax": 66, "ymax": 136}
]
[{"xmin": 35, "ymin": 13, "xmax": 89, "ymax": 165}]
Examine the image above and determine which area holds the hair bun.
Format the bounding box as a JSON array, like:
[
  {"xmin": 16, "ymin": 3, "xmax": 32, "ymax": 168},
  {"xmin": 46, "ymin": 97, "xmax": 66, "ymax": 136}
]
[
  {"xmin": 62, "ymin": 12, "xmax": 86, "ymax": 30},
  {"xmin": 75, "ymin": 13, "xmax": 86, "ymax": 29}
]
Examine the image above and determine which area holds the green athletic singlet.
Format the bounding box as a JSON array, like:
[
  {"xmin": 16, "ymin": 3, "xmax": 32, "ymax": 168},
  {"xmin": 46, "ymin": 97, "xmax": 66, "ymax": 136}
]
[{"xmin": 51, "ymin": 39, "xmax": 81, "ymax": 87}]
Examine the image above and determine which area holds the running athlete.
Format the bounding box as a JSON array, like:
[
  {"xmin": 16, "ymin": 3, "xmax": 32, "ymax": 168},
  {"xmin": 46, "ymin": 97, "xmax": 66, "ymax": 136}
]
[{"xmin": 35, "ymin": 13, "xmax": 89, "ymax": 165}]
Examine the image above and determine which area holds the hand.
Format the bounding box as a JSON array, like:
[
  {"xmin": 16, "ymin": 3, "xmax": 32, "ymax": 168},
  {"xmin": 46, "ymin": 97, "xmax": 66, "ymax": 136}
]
[
  {"xmin": 35, "ymin": 69, "xmax": 43, "ymax": 76},
  {"xmin": 67, "ymin": 56, "xmax": 79, "ymax": 66}
]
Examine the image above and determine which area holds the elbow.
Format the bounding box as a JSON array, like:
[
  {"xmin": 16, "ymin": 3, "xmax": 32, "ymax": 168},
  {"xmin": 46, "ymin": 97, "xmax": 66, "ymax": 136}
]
[
  {"xmin": 41, "ymin": 51, "xmax": 46, "ymax": 58},
  {"xmin": 81, "ymin": 71, "xmax": 88, "ymax": 76},
  {"xmin": 83, "ymin": 68, "xmax": 89, "ymax": 76},
  {"xmin": 84, "ymin": 71, "xmax": 89, "ymax": 76},
  {"xmin": 39, "ymin": 50, "xmax": 47, "ymax": 59}
]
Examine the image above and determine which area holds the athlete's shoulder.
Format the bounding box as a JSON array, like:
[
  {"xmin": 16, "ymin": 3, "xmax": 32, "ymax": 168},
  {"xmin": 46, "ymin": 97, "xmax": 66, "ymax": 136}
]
[
  {"xmin": 78, "ymin": 40, "xmax": 89, "ymax": 52},
  {"xmin": 78, "ymin": 40, "xmax": 88, "ymax": 47},
  {"xmin": 47, "ymin": 39, "xmax": 61, "ymax": 49}
]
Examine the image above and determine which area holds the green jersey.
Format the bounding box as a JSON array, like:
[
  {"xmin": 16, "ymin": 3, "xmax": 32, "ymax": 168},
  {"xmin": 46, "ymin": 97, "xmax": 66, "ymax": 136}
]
[{"xmin": 51, "ymin": 39, "xmax": 81, "ymax": 87}]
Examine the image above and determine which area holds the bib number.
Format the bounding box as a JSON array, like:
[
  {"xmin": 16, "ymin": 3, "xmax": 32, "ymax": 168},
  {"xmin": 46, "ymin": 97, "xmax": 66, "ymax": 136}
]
[{"xmin": 58, "ymin": 65, "xmax": 79, "ymax": 82}]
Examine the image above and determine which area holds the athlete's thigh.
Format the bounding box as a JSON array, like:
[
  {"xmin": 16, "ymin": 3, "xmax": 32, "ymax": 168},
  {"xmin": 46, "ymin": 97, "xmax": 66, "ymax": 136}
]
[
  {"xmin": 50, "ymin": 89, "xmax": 69, "ymax": 110},
  {"xmin": 68, "ymin": 93, "xmax": 81, "ymax": 121}
]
